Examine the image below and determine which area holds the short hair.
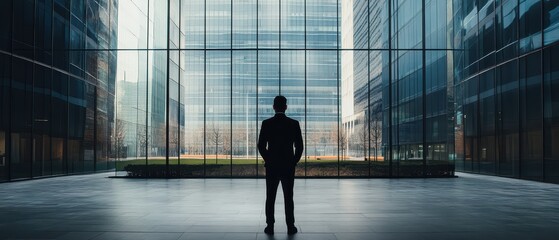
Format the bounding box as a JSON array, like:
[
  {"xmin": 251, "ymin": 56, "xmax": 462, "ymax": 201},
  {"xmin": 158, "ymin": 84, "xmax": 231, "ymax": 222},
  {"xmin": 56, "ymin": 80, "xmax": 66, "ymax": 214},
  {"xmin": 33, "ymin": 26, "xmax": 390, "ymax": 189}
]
[{"xmin": 273, "ymin": 95, "xmax": 287, "ymax": 108}]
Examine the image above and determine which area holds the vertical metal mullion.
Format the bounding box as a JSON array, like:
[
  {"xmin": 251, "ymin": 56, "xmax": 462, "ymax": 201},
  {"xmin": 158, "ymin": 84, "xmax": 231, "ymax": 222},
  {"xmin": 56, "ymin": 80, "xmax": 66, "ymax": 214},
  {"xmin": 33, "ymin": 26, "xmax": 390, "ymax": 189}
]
[
  {"xmin": 66, "ymin": 2, "xmax": 71, "ymax": 175},
  {"xmin": 7, "ymin": 54, "xmax": 12, "ymax": 180},
  {"xmin": 422, "ymin": 0, "xmax": 427, "ymax": 176},
  {"xmin": 67, "ymin": 75, "xmax": 72, "ymax": 174},
  {"xmin": 177, "ymin": 0, "xmax": 182, "ymax": 171},
  {"xmin": 49, "ymin": 0, "xmax": 54, "ymax": 176},
  {"xmin": 166, "ymin": 0, "xmax": 171, "ymax": 178},
  {"xmin": 516, "ymin": 55, "xmax": 524, "ymax": 178},
  {"xmin": 388, "ymin": 0, "xmax": 393, "ymax": 177},
  {"xmin": 230, "ymin": 0, "xmax": 233, "ymax": 177},
  {"xmin": 108, "ymin": 0, "xmax": 117, "ymax": 174},
  {"xmin": 336, "ymin": 0, "xmax": 340, "ymax": 177},
  {"xmin": 109, "ymin": 0, "xmax": 114, "ymax": 173},
  {"xmin": 144, "ymin": 0, "xmax": 150, "ymax": 176},
  {"xmin": 540, "ymin": 0, "xmax": 545, "ymax": 182},
  {"xmin": 256, "ymin": 0, "xmax": 259, "ymax": 177},
  {"xmin": 203, "ymin": 0, "xmax": 207, "ymax": 177},
  {"xmin": 367, "ymin": 0, "xmax": 371, "ymax": 177},
  {"xmin": 30, "ymin": 0, "xmax": 36, "ymax": 178},
  {"xmin": 7, "ymin": 0, "xmax": 14, "ymax": 181},
  {"xmin": 279, "ymin": 0, "xmax": 281, "ymax": 95},
  {"xmin": 304, "ymin": 0, "xmax": 307, "ymax": 177},
  {"xmin": 494, "ymin": 1, "xmax": 499, "ymax": 175},
  {"xmin": 511, "ymin": 0, "xmax": 522, "ymax": 178}
]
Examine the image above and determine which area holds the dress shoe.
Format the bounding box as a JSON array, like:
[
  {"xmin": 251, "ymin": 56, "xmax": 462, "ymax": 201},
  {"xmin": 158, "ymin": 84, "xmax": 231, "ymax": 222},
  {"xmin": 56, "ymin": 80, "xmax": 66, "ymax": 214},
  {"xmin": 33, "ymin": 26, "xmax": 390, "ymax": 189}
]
[
  {"xmin": 264, "ymin": 225, "xmax": 274, "ymax": 235},
  {"xmin": 287, "ymin": 225, "xmax": 298, "ymax": 235}
]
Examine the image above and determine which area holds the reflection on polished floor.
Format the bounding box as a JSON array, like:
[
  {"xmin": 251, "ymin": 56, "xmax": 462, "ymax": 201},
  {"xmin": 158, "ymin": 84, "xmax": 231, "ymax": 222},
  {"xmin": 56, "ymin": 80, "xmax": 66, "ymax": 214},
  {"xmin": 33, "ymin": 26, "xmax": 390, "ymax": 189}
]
[{"xmin": 1, "ymin": 173, "xmax": 558, "ymax": 240}]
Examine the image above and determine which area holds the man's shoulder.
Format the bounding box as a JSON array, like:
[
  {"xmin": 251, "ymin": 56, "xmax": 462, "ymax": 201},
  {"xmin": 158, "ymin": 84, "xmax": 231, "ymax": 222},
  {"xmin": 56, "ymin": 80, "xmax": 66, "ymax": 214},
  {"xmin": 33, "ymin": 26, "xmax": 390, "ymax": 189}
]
[
  {"xmin": 262, "ymin": 118, "xmax": 273, "ymax": 124},
  {"xmin": 286, "ymin": 116, "xmax": 300, "ymax": 125}
]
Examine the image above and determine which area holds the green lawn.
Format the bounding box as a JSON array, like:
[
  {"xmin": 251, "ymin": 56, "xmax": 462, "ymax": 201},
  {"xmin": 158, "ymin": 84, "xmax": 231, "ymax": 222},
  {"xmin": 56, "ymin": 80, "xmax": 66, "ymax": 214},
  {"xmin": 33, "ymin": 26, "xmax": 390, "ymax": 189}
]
[
  {"xmin": 115, "ymin": 158, "xmax": 367, "ymax": 171},
  {"xmin": 117, "ymin": 158, "xmax": 454, "ymax": 177}
]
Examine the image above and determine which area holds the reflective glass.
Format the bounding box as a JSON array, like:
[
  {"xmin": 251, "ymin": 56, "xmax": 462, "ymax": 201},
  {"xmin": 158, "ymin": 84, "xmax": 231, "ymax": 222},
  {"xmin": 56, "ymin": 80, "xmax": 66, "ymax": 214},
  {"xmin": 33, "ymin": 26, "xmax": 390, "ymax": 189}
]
[
  {"xmin": 233, "ymin": 0, "xmax": 257, "ymax": 48},
  {"xmin": 205, "ymin": 51, "xmax": 231, "ymax": 176},
  {"xmin": 544, "ymin": 0, "xmax": 559, "ymax": 45},
  {"xmin": 519, "ymin": 0, "xmax": 542, "ymax": 53},
  {"xmin": 306, "ymin": 50, "xmax": 338, "ymax": 176},
  {"xmin": 544, "ymin": 44, "xmax": 559, "ymax": 183},
  {"xmin": 232, "ymin": 51, "xmax": 258, "ymax": 176},
  {"xmin": 182, "ymin": 51, "xmax": 205, "ymax": 177},
  {"xmin": 207, "ymin": 0, "xmax": 231, "ymax": 49}
]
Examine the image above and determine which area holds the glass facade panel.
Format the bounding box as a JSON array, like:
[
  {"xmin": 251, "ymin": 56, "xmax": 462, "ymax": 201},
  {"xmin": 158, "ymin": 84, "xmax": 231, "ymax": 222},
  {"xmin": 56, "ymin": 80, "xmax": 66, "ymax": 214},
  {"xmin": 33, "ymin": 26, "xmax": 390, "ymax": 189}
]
[
  {"xmin": 306, "ymin": 0, "xmax": 338, "ymax": 49},
  {"xmin": 205, "ymin": 50, "xmax": 232, "ymax": 176},
  {"xmin": 257, "ymin": 50, "xmax": 279, "ymax": 176},
  {"xmin": 258, "ymin": 0, "xmax": 279, "ymax": 48},
  {"xmin": 181, "ymin": 0, "xmax": 205, "ymax": 49},
  {"xmin": 233, "ymin": 0, "xmax": 257, "ymax": 49},
  {"xmin": 519, "ymin": 0, "xmax": 542, "ymax": 53},
  {"xmin": 280, "ymin": 50, "xmax": 306, "ymax": 176},
  {"xmin": 206, "ymin": 0, "xmax": 231, "ymax": 49},
  {"xmin": 281, "ymin": 0, "xmax": 305, "ymax": 49},
  {"xmin": 425, "ymin": 51, "xmax": 453, "ymax": 174},
  {"xmin": 544, "ymin": 44, "xmax": 559, "ymax": 183},
  {"xmin": 0, "ymin": 53, "xmax": 9, "ymax": 181},
  {"xmin": 232, "ymin": 51, "xmax": 257, "ymax": 177},
  {"xmin": 147, "ymin": 49, "xmax": 168, "ymax": 167},
  {"xmin": 544, "ymin": 0, "xmax": 559, "ymax": 46},
  {"xmin": 342, "ymin": 50, "xmax": 369, "ymax": 177},
  {"xmin": 497, "ymin": 60, "xmax": 520, "ymax": 177},
  {"xmin": 182, "ymin": 50, "xmax": 205, "ymax": 177},
  {"xmin": 455, "ymin": 0, "xmax": 559, "ymax": 183},
  {"xmin": 519, "ymin": 53, "xmax": 543, "ymax": 180}
]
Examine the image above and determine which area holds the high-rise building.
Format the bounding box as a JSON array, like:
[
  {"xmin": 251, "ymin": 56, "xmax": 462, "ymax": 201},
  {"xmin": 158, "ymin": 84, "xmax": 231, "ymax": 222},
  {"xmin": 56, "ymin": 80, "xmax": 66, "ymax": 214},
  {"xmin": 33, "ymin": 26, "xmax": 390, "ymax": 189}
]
[{"xmin": 0, "ymin": 0, "xmax": 118, "ymax": 180}]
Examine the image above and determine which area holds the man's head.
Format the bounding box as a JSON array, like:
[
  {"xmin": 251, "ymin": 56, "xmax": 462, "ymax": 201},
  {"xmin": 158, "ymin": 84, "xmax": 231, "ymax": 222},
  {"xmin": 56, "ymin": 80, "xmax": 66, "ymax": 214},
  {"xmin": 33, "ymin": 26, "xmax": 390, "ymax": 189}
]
[{"xmin": 273, "ymin": 95, "xmax": 287, "ymax": 113}]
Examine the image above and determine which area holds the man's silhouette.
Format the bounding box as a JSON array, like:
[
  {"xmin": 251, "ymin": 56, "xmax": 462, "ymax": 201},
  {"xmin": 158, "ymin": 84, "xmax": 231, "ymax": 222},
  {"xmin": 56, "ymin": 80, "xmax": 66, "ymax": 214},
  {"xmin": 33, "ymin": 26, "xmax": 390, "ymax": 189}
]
[{"xmin": 258, "ymin": 96, "xmax": 303, "ymax": 235}]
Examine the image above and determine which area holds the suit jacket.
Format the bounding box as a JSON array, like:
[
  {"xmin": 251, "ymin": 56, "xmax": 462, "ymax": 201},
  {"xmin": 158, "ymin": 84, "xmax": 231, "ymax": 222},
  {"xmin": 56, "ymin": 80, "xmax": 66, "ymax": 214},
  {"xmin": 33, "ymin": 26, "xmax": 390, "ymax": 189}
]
[{"xmin": 257, "ymin": 113, "xmax": 304, "ymax": 170}]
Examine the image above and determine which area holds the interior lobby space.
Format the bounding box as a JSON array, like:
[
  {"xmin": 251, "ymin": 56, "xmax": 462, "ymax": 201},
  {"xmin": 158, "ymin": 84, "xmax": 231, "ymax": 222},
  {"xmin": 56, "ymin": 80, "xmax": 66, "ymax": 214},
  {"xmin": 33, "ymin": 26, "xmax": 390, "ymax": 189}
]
[{"xmin": 1, "ymin": 173, "xmax": 559, "ymax": 240}]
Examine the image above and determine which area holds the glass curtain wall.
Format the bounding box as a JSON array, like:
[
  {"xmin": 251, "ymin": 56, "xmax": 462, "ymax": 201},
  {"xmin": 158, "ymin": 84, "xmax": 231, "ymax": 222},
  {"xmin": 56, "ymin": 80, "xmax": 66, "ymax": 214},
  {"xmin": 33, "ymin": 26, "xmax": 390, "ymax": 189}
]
[
  {"xmin": 0, "ymin": 0, "xmax": 117, "ymax": 182},
  {"xmin": 0, "ymin": 0, "xmax": 458, "ymax": 181},
  {"xmin": 454, "ymin": 0, "xmax": 559, "ymax": 183},
  {"xmin": 110, "ymin": 0, "xmax": 456, "ymax": 178}
]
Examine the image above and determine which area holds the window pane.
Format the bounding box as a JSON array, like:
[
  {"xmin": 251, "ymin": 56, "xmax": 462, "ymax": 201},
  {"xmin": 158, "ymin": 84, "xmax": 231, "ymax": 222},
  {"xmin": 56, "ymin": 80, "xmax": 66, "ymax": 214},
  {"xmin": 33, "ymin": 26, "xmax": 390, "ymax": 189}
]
[
  {"xmin": 281, "ymin": 0, "xmax": 305, "ymax": 49},
  {"xmin": 205, "ymin": 51, "xmax": 231, "ymax": 176},
  {"xmin": 207, "ymin": 0, "xmax": 231, "ymax": 49},
  {"xmin": 306, "ymin": 50, "xmax": 339, "ymax": 176},
  {"xmin": 232, "ymin": 51, "xmax": 257, "ymax": 176},
  {"xmin": 117, "ymin": 0, "xmax": 148, "ymax": 49},
  {"xmin": 544, "ymin": 0, "xmax": 559, "ymax": 46},
  {"xmin": 0, "ymin": 53, "xmax": 9, "ymax": 181},
  {"xmin": 342, "ymin": 50, "xmax": 369, "ymax": 176},
  {"xmin": 182, "ymin": 51, "xmax": 205, "ymax": 177},
  {"xmin": 497, "ymin": 60, "xmax": 519, "ymax": 177},
  {"xmin": 147, "ymin": 50, "xmax": 168, "ymax": 167},
  {"xmin": 257, "ymin": 50, "xmax": 279, "ymax": 176},
  {"xmin": 258, "ymin": 0, "xmax": 279, "ymax": 48},
  {"xmin": 233, "ymin": 0, "xmax": 257, "ymax": 49},
  {"xmin": 181, "ymin": 0, "xmax": 205, "ymax": 49},
  {"xmin": 544, "ymin": 44, "xmax": 559, "ymax": 183},
  {"xmin": 519, "ymin": 0, "xmax": 542, "ymax": 53},
  {"xmin": 519, "ymin": 53, "xmax": 543, "ymax": 180},
  {"xmin": 306, "ymin": 0, "xmax": 338, "ymax": 49},
  {"xmin": 280, "ymin": 50, "xmax": 306, "ymax": 176}
]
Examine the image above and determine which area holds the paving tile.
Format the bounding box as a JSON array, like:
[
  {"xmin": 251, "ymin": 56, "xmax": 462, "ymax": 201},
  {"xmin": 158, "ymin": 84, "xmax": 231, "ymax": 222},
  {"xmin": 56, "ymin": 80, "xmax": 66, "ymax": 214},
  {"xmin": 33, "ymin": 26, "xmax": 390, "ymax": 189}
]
[
  {"xmin": 91, "ymin": 232, "xmax": 182, "ymax": 240},
  {"xmin": 1, "ymin": 172, "xmax": 558, "ymax": 240}
]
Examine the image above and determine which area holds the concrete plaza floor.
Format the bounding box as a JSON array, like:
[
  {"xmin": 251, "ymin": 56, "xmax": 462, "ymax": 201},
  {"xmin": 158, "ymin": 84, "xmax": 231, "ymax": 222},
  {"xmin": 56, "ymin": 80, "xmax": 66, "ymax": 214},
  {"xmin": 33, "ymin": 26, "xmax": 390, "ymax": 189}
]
[{"xmin": 1, "ymin": 172, "xmax": 558, "ymax": 240}]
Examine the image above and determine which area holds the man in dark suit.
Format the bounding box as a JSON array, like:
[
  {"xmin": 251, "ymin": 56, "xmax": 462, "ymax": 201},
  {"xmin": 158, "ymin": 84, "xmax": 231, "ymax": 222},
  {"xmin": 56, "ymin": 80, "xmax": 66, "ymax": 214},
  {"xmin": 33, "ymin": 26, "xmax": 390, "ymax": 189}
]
[{"xmin": 257, "ymin": 95, "xmax": 304, "ymax": 235}]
